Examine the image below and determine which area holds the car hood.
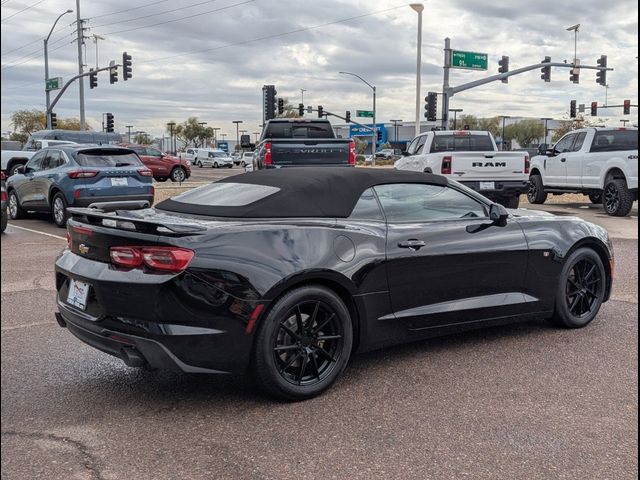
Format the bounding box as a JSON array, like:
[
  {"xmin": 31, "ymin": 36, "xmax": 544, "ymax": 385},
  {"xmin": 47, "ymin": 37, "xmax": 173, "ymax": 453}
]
[{"xmin": 507, "ymin": 207, "xmax": 555, "ymax": 218}]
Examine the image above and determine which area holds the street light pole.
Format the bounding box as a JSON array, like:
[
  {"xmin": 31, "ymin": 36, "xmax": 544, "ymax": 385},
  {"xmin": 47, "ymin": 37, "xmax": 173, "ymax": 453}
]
[
  {"xmin": 125, "ymin": 125, "xmax": 133, "ymax": 143},
  {"xmin": 390, "ymin": 119, "xmax": 402, "ymax": 148},
  {"xmin": 75, "ymin": 0, "xmax": 86, "ymax": 130},
  {"xmin": 198, "ymin": 121, "xmax": 207, "ymax": 147},
  {"xmin": 620, "ymin": 119, "xmax": 630, "ymax": 127},
  {"xmin": 212, "ymin": 127, "xmax": 220, "ymax": 148},
  {"xmin": 410, "ymin": 3, "xmax": 424, "ymax": 137},
  {"xmin": 167, "ymin": 122, "xmax": 176, "ymax": 155},
  {"xmin": 339, "ymin": 71, "xmax": 376, "ymax": 162},
  {"xmin": 232, "ymin": 120, "xmax": 243, "ymax": 153},
  {"xmin": 253, "ymin": 131, "xmax": 261, "ymax": 142},
  {"xmin": 500, "ymin": 115, "xmax": 510, "ymax": 150},
  {"xmin": 92, "ymin": 34, "xmax": 105, "ymax": 69},
  {"xmin": 301, "ymin": 88, "xmax": 306, "ymax": 105},
  {"xmin": 566, "ymin": 24, "xmax": 580, "ymax": 65},
  {"xmin": 449, "ymin": 108, "xmax": 463, "ymax": 129},
  {"xmin": 44, "ymin": 9, "xmax": 73, "ymax": 129},
  {"xmin": 540, "ymin": 117, "xmax": 552, "ymax": 145}
]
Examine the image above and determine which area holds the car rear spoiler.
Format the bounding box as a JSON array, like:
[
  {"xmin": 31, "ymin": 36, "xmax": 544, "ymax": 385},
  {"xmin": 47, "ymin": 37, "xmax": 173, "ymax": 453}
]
[{"xmin": 67, "ymin": 206, "xmax": 207, "ymax": 235}]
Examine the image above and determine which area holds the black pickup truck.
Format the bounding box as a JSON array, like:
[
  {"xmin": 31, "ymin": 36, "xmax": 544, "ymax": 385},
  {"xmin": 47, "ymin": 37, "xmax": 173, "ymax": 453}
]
[{"xmin": 253, "ymin": 119, "xmax": 355, "ymax": 170}]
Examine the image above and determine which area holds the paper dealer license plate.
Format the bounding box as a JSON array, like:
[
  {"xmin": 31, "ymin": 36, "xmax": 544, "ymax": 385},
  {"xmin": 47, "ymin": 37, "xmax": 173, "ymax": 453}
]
[{"xmin": 67, "ymin": 279, "xmax": 90, "ymax": 310}]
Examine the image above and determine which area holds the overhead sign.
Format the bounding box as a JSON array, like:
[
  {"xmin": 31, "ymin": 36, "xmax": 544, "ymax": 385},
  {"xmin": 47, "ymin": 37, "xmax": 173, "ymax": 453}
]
[
  {"xmin": 356, "ymin": 110, "xmax": 374, "ymax": 118},
  {"xmin": 451, "ymin": 50, "xmax": 488, "ymax": 70},
  {"xmin": 45, "ymin": 77, "xmax": 62, "ymax": 91}
]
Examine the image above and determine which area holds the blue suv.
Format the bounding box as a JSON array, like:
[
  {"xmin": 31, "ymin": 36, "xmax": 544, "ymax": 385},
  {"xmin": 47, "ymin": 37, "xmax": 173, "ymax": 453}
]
[{"xmin": 6, "ymin": 145, "xmax": 154, "ymax": 227}]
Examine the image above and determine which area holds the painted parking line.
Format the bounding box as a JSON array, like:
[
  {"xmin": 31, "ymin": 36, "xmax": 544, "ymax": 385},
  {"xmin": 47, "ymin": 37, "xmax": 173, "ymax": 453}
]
[{"xmin": 7, "ymin": 224, "xmax": 66, "ymax": 241}]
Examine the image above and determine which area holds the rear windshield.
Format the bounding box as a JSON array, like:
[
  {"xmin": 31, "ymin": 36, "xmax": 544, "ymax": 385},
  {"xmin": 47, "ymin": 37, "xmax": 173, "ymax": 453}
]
[
  {"xmin": 264, "ymin": 122, "xmax": 334, "ymax": 139},
  {"xmin": 75, "ymin": 151, "xmax": 143, "ymax": 167},
  {"xmin": 430, "ymin": 134, "xmax": 494, "ymax": 152},
  {"xmin": 167, "ymin": 182, "xmax": 279, "ymax": 207},
  {"xmin": 591, "ymin": 130, "xmax": 638, "ymax": 152}
]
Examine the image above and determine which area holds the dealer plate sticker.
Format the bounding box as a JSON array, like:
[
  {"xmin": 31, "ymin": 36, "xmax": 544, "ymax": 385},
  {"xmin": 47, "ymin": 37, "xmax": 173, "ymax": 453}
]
[
  {"xmin": 67, "ymin": 279, "xmax": 90, "ymax": 310},
  {"xmin": 111, "ymin": 177, "xmax": 128, "ymax": 186},
  {"xmin": 479, "ymin": 181, "xmax": 495, "ymax": 190}
]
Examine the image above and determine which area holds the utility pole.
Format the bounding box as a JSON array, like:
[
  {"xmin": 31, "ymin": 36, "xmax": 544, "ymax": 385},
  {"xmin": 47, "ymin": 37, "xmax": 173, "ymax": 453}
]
[
  {"xmin": 126, "ymin": 125, "xmax": 133, "ymax": 143},
  {"xmin": 92, "ymin": 34, "xmax": 105, "ymax": 69},
  {"xmin": 410, "ymin": 3, "xmax": 424, "ymax": 137},
  {"xmin": 300, "ymin": 88, "xmax": 306, "ymax": 105},
  {"xmin": 75, "ymin": 0, "xmax": 86, "ymax": 130},
  {"xmin": 441, "ymin": 37, "xmax": 451, "ymax": 129}
]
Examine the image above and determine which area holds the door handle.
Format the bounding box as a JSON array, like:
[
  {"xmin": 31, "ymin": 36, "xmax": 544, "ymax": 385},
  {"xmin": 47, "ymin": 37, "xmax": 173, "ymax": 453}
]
[
  {"xmin": 398, "ymin": 239, "xmax": 426, "ymax": 250},
  {"xmin": 560, "ymin": 158, "xmax": 566, "ymax": 162}
]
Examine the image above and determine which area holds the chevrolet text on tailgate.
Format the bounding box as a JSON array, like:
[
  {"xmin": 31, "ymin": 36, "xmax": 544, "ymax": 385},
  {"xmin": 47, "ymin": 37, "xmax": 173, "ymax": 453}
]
[
  {"xmin": 253, "ymin": 119, "xmax": 355, "ymax": 169},
  {"xmin": 394, "ymin": 130, "xmax": 530, "ymax": 208}
]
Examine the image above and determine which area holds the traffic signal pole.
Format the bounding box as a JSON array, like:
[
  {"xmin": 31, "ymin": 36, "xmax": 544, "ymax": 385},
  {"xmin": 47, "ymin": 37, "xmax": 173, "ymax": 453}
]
[{"xmin": 46, "ymin": 64, "xmax": 118, "ymax": 115}]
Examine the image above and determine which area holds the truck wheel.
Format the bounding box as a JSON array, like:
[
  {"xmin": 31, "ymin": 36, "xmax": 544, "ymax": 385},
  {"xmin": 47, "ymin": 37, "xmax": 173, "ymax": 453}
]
[
  {"xmin": 603, "ymin": 178, "xmax": 633, "ymax": 216},
  {"xmin": 527, "ymin": 175, "xmax": 547, "ymax": 204},
  {"xmin": 588, "ymin": 192, "xmax": 602, "ymax": 204},
  {"xmin": 498, "ymin": 196, "xmax": 520, "ymax": 209},
  {"xmin": 8, "ymin": 190, "xmax": 25, "ymax": 219},
  {"xmin": 8, "ymin": 163, "xmax": 24, "ymax": 177}
]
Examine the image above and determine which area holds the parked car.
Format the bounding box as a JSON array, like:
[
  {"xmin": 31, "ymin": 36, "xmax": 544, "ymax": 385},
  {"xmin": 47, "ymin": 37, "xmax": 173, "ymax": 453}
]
[
  {"xmin": 179, "ymin": 148, "xmax": 198, "ymax": 163},
  {"xmin": 6, "ymin": 145, "xmax": 154, "ymax": 228},
  {"xmin": 1, "ymin": 171, "xmax": 7, "ymax": 233},
  {"xmin": 2, "ymin": 139, "xmax": 79, "ymax": 176},
  {"xmin": 56, "ymin": 167, "xmax": 612, "ymax": 400},
  {"xmin": 528, "ymin": 127, "xmax": 638, "ymax": 216},
  {"xmin": 394, "ymin": 130, "xmax": 530, "ymax": 208},
  {"xmin": 375, "ymin": 148, "xmax": 395, "ymax": 160},
  {"xmin": 194, "ymin": 149, "xmax": 234, "ymax": 168},
  {"xmin": 239, "ymin": 151, "xmax": 253, "ymax": 167},
  {"xmin": 120, "ymin": 143, "xmax": 191, "ymax": 182}
]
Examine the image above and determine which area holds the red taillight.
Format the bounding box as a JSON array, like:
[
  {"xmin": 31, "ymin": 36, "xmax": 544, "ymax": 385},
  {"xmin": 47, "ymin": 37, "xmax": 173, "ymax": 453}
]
[
  {"xmin": 264, "ymin": 142, "xmax": 273, "ymax": 166},
  {"xmin": 1, "ymin": 190, "xmax": 6, "ymax": 202},
  {"xmin": 441, "ymin": 155, "xmax": 452, "ymax": 175},
  {"xmin": 137, "ymin": 168, "xmax": 153, "ymax": 177},
  {"xmin": 524, "ymin": 154, "xmax": 530, "ymax": 174},
  {"xmin": 68, "ymin": 170, "xmax": 99, "ymax": 179},
  {"xmin": 71, "ymin": 225, "xmax": 93, "ymax": 236},
  {"xmin": 109, "ymin": 246, "xmax": 194, "ymax": 273},
  {"xmin": 66, "ymin": 232, "xmax": 71, "ymax": 249},
  {"xmin": 348, "ymin": 139, "xmax": 356, "ymax": 166},
  {"xmin": 74, "ymin": 189, "xmax": 81, "ymax": 200}
]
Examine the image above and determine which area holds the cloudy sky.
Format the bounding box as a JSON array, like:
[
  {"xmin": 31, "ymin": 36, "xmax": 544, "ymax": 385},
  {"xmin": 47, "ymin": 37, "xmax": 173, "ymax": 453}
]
[{"xmin": 1, "ymin": 0, "xmax": 638, "ymax": 139}]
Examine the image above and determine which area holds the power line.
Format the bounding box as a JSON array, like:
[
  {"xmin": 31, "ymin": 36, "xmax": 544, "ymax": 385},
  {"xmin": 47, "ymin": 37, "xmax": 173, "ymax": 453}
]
[
  {"xmin": 88, "ymin": 0, "xmax": 171, "ymax": 20},
  {"xmin": 138, "ymin": 3, "xmax": 410, "ymax": 65},
  {"xmin": 1, "ymin": 0, "xmax": 47, "ymax": 22},
  {"xmin": 91, "ymin": 0, "xmax": 218, "ymax": 28},
  {"xmin": 1, "ymin": 40, "xmax": 69, "ymax": 70}
]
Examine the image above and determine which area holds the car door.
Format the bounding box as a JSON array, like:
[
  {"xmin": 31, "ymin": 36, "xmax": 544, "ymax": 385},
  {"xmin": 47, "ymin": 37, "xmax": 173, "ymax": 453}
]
[
  {"xmin": 31, "ymin": 149, "xmax": 64, "ymax": 209},
  {"xmin": 145, "ymin": 147, "xmax": 170, "ymax": 176},
  {"xmin": 545, "ymin": 133, "xmax": 576, "ymax": 186},
  {"xmin": 375, "ymin": 182, "xmax": 530, "ymax": 332},
  {"xmin": 16, "ymin": 151, "xmax": 46, "ymax": 206},
  {"xmin": 564, "ymin": 132, "xmax": 587, "ymax": 187}
]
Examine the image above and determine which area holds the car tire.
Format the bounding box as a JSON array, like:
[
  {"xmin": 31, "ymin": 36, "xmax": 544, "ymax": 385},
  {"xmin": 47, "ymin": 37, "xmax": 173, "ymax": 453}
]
[
  {"xmin": 213, "ymin": 162, "xmax": 219, "ymax": 169},
  {"xmin": 603, "ymin": 178, "xmax": 633, "ymax": 216},
  {"xmin": 527, "ymin": 174, "xmax": 547, "ymax": 204},
  {"xmin": 170, "ymin": 167, "xmax": 186, "ymax": 183},
  {"xmin": 588, "ymin": 192, "xmax": 602, "ymax": 204},
  {"xmin": 253, "ymin": 285, "xmax": 353, "ymax": 401},
  {"xmin": 548, "ymin": 248, "xmax": 606, "ymax": 329},
  {"xmin": 156, "ymin": 177, "xmax": 168, "ymax": 182},
  {"xmin": 51, "ymin": 192, "xmax": 68, "ymax": 228},
  {"xmin": 8, "ymin": 190, "xmax": 25, "ymax": 220},
  {"xmin": 241, "ymin": 161, "xmax": 246, "ymax": 168},
  {"xmin": 196, "ymin": 160, "xmax": 203, "ymax": 168},
  {"xmin": 227, "ymin": 164, "xmax": 233, "ymax": 168},
  {"xmin": 498, "ymin": 196, "xmax": 520, "ymax": 209}
]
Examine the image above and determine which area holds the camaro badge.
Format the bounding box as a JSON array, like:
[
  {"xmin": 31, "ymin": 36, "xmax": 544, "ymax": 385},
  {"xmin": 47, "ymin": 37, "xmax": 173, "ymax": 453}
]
[{"xmin": 78, "ymin": 244, "xmax": 90, "ymax": 255}]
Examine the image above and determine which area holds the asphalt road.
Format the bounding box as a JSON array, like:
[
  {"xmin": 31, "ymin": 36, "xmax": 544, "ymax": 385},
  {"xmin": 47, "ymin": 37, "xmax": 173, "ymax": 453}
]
[{"xmin": 1, "ymin": 201, "xmax": 637, "ymax": 479}]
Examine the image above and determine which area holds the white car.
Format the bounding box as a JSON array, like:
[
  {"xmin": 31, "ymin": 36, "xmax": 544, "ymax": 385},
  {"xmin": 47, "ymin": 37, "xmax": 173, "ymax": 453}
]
[
  {"xmin": 195, "ymin": 149, "xmax": 234, "ymax": 168},
  {"xmin": 239, "ymin": 152, "xmax": 253, "ymax": 167},
  {"xmin": 528, "ymin": 127, "xmax": 638, "ymax": 216}
]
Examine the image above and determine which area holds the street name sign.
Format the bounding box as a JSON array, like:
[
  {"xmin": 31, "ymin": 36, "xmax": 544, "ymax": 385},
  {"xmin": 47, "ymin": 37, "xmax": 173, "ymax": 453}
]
[{"xmin": 451, "ymin": 51, "xmax": 488, "ymax": 70}]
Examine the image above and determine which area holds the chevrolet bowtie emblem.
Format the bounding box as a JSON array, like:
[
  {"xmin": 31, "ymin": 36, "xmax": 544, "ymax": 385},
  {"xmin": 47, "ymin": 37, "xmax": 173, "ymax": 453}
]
[{"xmin": 78, "ymin": 244, "xmax": 90, "ymax": 255}]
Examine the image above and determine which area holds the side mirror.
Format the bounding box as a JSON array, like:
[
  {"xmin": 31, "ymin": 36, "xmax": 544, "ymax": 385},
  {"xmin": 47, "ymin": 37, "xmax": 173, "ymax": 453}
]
[
  {"xmin": 545, "ymin": 148, "xmax": 556, "ymax": 157},
  {"xmin": 489, "ymin": 203, "xmax": 509, "ymax": 226},
  {"xmin": 402, "ymin": 150, "xmax": 410, "ymax": 156},
  {"xmin": 16, "ymin": 166, "xmax": 25, "ymax": 174}
]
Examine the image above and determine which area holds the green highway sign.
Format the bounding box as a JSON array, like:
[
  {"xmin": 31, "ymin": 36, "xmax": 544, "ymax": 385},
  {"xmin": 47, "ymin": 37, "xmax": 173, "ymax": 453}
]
[
  {"xmin": 451, "ymin": 50, "xmax": 488, "ymax": 71},
  {"xmin": 45, "ymin": 77, "xmax": 62, "ymax": 91},
  {"xmin": 356, "ymin": 110, "xmax": 374, "ymax": 118}
]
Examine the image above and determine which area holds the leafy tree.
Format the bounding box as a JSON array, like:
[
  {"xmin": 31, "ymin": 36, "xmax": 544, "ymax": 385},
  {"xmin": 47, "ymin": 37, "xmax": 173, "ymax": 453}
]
[
  {"xmin": 451, "ymin": 114, "xmax": 479, "ymax": 130},
  {"xmin": 503, "ymin": 120, "xmax": 545, "ymax": 147},
  {"xmin": 276, "ymin": 98, "xmax": 301, "ymax": 118},
  {"xmin": 134, "ymin": 132, "xmax": 153, "ymax": 144},
  {"xmin": 353, "ymin": 136, "xmax": 368, "ymax": 154},
  {"xmin": 167, "ymin": 117, "xmax": 213, "ymax": 148},
  {"xmin": 10, "ymin": 109, "xmax": 89, "ymax": 135},
  {"xmin": 477, "ymin": 117, "xmax": 501, "ymax": 138},
  {"xmin": 551, "ymin": 115, "xmax": 602, "ymax": 143}
]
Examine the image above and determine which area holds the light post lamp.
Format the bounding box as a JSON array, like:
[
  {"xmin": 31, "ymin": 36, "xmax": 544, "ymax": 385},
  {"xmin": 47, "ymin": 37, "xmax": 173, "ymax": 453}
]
[
  {"xmin": 212, "ymin": 127, "xmax": 220, "ymax": 148},
  {"xmin": 566, "ymin": 24, "xmax": 580, "ymax": 65},
  {"xmin": 44, "ymin": 9, "xmax": 73, "ymax": 129},
  {"xmin": 620, "ymin": 119, "xmax": 630, "ymax": 127},
  {"xmin": 167, "ymin": 122, "xmax": 176, "ymax": 155},
  {"xmin": 92, "ymin": 34, "xmax": 105, "ymax": 69},
  {"xmin": 410, "ymin": 3, "xmax": 424, "ymax": 137},
  {"xmin": 300, "ymin": 89, "xmax": 306, "ymax": 105},
  {"xmin": 232, "ymin": 120, "xmax": 243, "ymax": 152},
  {"xmin": 390, "ymin": 119, "xmax": 402, "ymax": 148},
  {"xmin": 125, "ymin": 125, "xmax": 133, "ymax": 143},
  {"xmin": 500, "ymin": 115, "xmax": 510, "ymax": 150},
  {"xmin": 198, "ymin": 121, "xmax": 207, "ymax": 147},
  {"xmin": 540, "ymin": 117, "xmax": 552, "ymax": 145},
  {"xmin": 449, "ymin": 108, "xmax": 463, "ymax": 129},
  {"xmin": 339, "ymin": 71, "xmax": 376, "ymax": 162},
  {"xmin": 253, "ymin": 131, "xmax": 261, "ymax": 142}
]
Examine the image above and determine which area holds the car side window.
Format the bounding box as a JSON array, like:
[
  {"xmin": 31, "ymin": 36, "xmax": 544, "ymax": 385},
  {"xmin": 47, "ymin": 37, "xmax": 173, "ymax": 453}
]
[
  {"xmin": 406, "ymin": 136, "xmax": 421, "ymax": 155},
  {"xmin": 374, "ymin": 183, "xmax": 487, "ymax": 222},
  {"xmin": 146, "ymin": 148, "xmax": 162, "ymax": 157},
  {"xmin": 348, "ymin": 188, "xmax": 384, "ymax": 221},
  {"xmin": 572, "ymin": 133, "xmax": 587, "ymax": 152},
  {"xmin": 413, "ymin": 135, "xmax": 428, "ymax": 155},
  {"xmin": 554, "ymin": 134, "xmax": 576, "ymax": 153},
  {"xmin": 42, "ymin": 150, "xmax": 63, "ymax": 170},
  {"xmin": 24, "ymin": 151, "xmax": 46, "ymax": 173}
]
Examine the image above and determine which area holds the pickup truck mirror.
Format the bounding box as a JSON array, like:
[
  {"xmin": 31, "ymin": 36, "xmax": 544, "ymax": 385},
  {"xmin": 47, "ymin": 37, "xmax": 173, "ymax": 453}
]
[
  {"xmin": 489, "ymin": 203, "xmax": 509, "ymax": 226},
  {"xmin": 537, "ymin": 144, "xmax": 548, "ymax": 155},
  {"xmin": 402, "ymin": 150, "xmax": 410, "ymax": 156},
  {"xmin": 546, "ymin": 148, "xmax": 557, "ymax": 157},
  {"xmin": 16, "ymin": 165, "xmax": 25, "ymax": 174}
]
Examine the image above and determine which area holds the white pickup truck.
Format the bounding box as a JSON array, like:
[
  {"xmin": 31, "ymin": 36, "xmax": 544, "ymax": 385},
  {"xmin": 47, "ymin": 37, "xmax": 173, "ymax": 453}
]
[
  {"xmin": 394, "ymin": 130, "xmax": 530, "ymax": 208},
  {"xmin": 528, "ymin": 127, "xmax": 638, "ymax": 216},
  {"xmin": 1, "ymin": 140, "xmax": 76, "ymax": 176}
]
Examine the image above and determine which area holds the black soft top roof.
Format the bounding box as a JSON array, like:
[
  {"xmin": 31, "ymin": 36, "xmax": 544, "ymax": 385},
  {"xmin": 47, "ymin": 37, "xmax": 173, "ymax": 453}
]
[{"xmin": 156, "ymin": 167, "xmax": 448, "ymax": 218}]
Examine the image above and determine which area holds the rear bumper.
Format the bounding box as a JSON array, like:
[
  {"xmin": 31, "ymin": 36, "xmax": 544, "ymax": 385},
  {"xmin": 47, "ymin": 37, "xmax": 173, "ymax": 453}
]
[
  {"xmin": 460, "ymin": 180, "xmax": 529, "ymax": 198},
  {"xmin": 73, "ymin": 194, "xmax": 154, "ymax": 207}
]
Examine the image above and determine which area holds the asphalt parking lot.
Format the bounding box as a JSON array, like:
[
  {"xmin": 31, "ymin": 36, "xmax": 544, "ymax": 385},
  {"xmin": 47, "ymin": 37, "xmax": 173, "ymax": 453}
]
[{"xmin": 1, "ymin": 198, "xmax": 637, "ymax": 479}]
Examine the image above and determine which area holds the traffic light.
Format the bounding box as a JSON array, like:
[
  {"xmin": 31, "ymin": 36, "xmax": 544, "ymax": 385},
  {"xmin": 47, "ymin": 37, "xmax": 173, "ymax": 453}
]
[
  {"xmin": 569, "ymin": 100, "xmax": 577, "ymax": 118},
  {"xmin": 298, "ymin": 103, "xmax": 304, "ymax": 117},
  {"xmin": 540, "ymin": 56, "xmax": 551, "ymax": 82},
  {"xmin": 623, "ymin": 99, "xmax": 631, "ymax": 115},
  {"xmin": 49, "ymin": 112, "xmax": 57, "ymax": 129},
  {"xmin": 122, "ymin": 52, "xmax": 132, "ymax": 81},
  {"xmin": 596, "ymin": 55, "xmax": 607, "ymax": 86},
  {"xmin": 89, "ymin": 68, "xmax": 98, "ymax": 89},
  {"xmin": 263, "ymin": 85, "xmax": 276, "ymax": 120},
  {"xmin": 277, "ymin": 98, "xmax": 284, "ymax": 115},
  {"xmin": 424, "ymin": 91, "xmax": 437, "ymax": 121},
  {"xmin": 569, "ymin": 60, "xmax": 580, "ymax": 84},
  {"xmin": 109, "ymin": 62, "xmax": 118, "ymax": 85},
  {"xmin": 498, "ymin": 56, "xmax": 509, "ymax": 83},
  {"xmin": 317, "ymin": 105, "xmax": 323, "ymax": 118},
  {"xmin": 105, "ymin": 113, "xmax": 114, "ymax": 133},
  {"xmin": 590, "ymin": 101, "xmax": 598, "ymax": 116},
  {"xmin": 345, "ymin": 111, "xmax": 351, "ymax": 123}
]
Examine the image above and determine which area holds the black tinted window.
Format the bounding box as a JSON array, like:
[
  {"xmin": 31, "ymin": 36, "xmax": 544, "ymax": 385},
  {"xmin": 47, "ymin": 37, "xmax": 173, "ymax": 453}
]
[
  {"xmin": 264, "ymin": 122, "xmax": 334, "ymax": 139},
  {"xmin": 430, "ymin": 134, "xmax": 494, "ymax": 152},
  {"xmin": 75, "ymin": 151, "xmax": 143, "ymax": 167},
  {"xmin": 25, "ymin": 151, "xmax": 46, "ymax": 172},
  {"xmin": 591, "ymin": 130, "xmax": 638, "ymax": 152},
  {"xmin": 169, "ymin": 182, "xmax": 280, "ymax": 207},
  {"xmin": 374, "ymin": 184, "xmax": 487, "ymax": 222},
  {"xmin": 349, "ymin": 188, "xmax": 384, "ymax": 220},
  {"xmin": 554, "ymin": 134, "xmax": 576, "ymax": 153}
]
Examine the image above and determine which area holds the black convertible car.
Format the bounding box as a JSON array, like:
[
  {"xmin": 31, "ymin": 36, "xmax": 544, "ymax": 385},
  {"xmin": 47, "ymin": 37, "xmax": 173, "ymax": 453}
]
[{"xmin": 55, "ymin": 168, "xmax": 613, "ymax": 400}]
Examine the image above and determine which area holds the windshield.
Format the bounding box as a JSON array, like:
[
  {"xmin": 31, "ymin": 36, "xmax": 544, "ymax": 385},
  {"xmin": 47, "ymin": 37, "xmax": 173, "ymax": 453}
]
[{"xmin": 75, "ymin": 151, "xmax": 143, "ymax": 167}]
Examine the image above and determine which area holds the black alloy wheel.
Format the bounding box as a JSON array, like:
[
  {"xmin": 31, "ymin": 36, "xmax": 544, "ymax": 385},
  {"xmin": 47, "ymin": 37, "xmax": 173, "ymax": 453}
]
[
  {"xmin": 527, "ymin": 175, "xmax": 548, "ymax": 204},
  {"xmin": 588, "ymin": 192, "xmax": 602, "ymax": 204},
  {"xmin": 253, "ymin": 286, "xmax": 353, "ymax": 400},
  {"xmin": 549, "ymin": 248, "xmax": 606, "ymax": 328},
  {"xmin": 603, "ymin": 178, "xmax": 633, "ymax": 216}
]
